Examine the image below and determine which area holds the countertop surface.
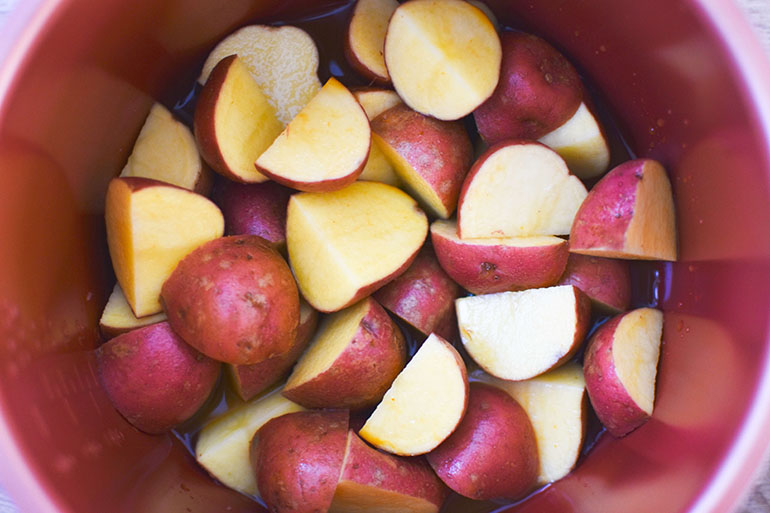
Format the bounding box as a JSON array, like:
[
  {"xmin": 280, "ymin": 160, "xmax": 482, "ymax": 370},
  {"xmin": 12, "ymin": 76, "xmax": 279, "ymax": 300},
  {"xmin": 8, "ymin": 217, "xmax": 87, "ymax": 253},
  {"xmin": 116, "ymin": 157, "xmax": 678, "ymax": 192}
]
[{"xmin": 1, "ymin": 1, "xmax": 770, "ymax": 512}]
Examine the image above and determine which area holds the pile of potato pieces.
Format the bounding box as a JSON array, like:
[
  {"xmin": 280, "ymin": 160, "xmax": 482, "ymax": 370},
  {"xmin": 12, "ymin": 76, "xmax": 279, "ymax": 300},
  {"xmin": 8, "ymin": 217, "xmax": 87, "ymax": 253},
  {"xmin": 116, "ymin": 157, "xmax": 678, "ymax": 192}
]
[{"xmin": 97, "ymin": 0, "xmax": 677, "ymax": 511}]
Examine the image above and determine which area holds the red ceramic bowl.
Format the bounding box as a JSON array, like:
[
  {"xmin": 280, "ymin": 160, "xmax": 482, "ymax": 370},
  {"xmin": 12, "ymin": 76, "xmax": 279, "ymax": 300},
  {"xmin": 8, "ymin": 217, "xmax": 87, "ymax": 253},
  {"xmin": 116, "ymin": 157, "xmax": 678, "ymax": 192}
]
[{"xmin": 1, "ymin": 0, "xmax": 769, "ymax": 512}]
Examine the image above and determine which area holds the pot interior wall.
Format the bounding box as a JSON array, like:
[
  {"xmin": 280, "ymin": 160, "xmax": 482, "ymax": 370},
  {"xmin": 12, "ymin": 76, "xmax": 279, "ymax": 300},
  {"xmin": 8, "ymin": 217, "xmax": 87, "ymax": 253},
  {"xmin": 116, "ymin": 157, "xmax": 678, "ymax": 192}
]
[{"xmin": 0, "ymin": 0, "xmax": 768, "ymax": 512}]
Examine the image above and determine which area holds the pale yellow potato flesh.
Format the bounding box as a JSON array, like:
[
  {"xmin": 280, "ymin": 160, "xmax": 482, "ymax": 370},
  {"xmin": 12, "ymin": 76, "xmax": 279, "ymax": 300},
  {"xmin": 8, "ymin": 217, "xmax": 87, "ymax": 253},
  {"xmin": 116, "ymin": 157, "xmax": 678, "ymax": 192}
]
[
  {"xmin": 613, "ymin": 308, "xmax": 663, "ymax": 415},
  {"xmin": 539, "ymin": 103, "xmax": 610, "ymax": 180},
  {"xmin": 456, "ymin": 285, "xmax": 581, "ymax": 381},
  {"xmin": 99, "ymin": 283, "xmax": 166, "ymax": 334},
  {"xmin": 624, "ymin": 162, "xmax": 677, "ymax": 261},
  {"xmin": 256, "ymin": 78, "xmax": 371, "ymax": 186},
  {"xmin": 120, "ymin": 103, "xmax": 204, "ymax": 190},
  {"xmin": 359, "ymin": 334, "xmax": 467, "ymax": 455},
  {"xmin": 431, "ymin": 219, "xmax": 566, "ymax": 248},
  {"xmin": 353, "ymin": 89, "xmax": 402, "ymax": 120},
  {"xmin": 347, "ymin": 0, "xmax": 399, "ymax": 81},
  {"xmin": 330, "ymin": 482, "xmax": 437, "ymax": 513},
  {"xmin": 214, "ymin": 57, "xmax": 282, "ymax": 182},
  {"xmin": 285, "ymin": 300, "xmax": 368, "ymax": 389},
  {"xmin": 195, "ymin": 387, "xmax": 305, "ymax": 497},
  {"xmin": 384, "ymin": 0, "xmax": 501, "ymax": 120},
  {"xmin": 286, "ymin": 181, "xmax": 428, "ymax": 312},
  {"xmin": 474, "ymin": 362, "xmax": 587, "ymax": 484},
  {"xmin": 105, "ymin": 179, "xmax": 224, "ymax": 317},
  {"xmin": 459, "ymin": 144, "xmax": 587, "ymax": 238},
  {"xmin": 467, "ymin": 0, "xmax": 499, "ymax": 30},
  {"xmin": 199, "ymin": 25, "xmax": 321, "ymax": 125}
]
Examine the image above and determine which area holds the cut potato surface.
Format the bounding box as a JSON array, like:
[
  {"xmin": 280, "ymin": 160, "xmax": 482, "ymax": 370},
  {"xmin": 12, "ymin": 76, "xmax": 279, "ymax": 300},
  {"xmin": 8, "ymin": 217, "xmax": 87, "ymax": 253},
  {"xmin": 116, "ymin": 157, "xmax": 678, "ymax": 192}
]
[
  {"xmin": 99, "ymin": 284, "xmax": 166, "ymax": 338},
  {"xmin": 345, "ymin": 0, "xmax": 399, "ymax": 83},
  {"xmin": 359, "ymin": 333, "xmax": 468, "ymax": 455},
  {"xmin": 195, "ymin": 55, "xmax": 282, "ymax": 183},
  {"xmin": 286, "ymin": 181, "xmax": 428, "ymax": 312},
  {"xmin": 120, "ymin": 103, "xmax": 207, "ymax": 191},
  {"xmin": 384, "ymin": 0, "xmax": 501, "ymax": 120},
  {"xmin": 195, "ymin": 387, "xmax": 304, "ymax": 497},
  {"xmin": 475, "ymin": 362, "xmax": 587, "ymax": 484},
  {"xmin": 456, "ymin": 285, "xmax": 590, "ymax": 381},
  {"xmin": 353, "ymin": 88, "xmax": 402, "ymax": 120},
  {"xmin": 458, "ymin": 142, "xmax": 587, "ymax": 238},
  {"xmin": 105, "ymin": 177, "xmax": 224, "ymax": 317},
  {"xmin": 199, "ymin": 24, "xmax": 321, "ymax": 125},
  {"xmin": 256, "ymin": 78, "xmax": 371, "ymax": 191},
  {"xmin": 353, "ymin": 88, "xmax": 402, "ymax": 186},
  {"xmin": 613, "ymin": 308, "xmax": 663, "ymax": 415},
  {"xmin": 539, "ymin": 103, "xmax": 610, "ymax": 180}
]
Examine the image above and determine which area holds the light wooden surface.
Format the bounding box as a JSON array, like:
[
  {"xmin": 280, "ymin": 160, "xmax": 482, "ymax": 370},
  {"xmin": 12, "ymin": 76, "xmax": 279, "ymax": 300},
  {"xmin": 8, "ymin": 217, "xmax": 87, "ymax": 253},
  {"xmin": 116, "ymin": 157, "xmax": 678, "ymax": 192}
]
[{"xmin": 0, "ymin": 1, "xmax": 768, "ymax": 512}]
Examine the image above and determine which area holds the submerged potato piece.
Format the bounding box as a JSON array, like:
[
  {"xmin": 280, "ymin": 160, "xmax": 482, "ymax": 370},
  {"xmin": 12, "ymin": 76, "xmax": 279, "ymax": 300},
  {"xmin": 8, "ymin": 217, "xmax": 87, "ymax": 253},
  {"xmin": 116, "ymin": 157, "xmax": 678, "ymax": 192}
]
[{"xmin": 161, "ymin": 235, "xmax": 299, "ymax": 365}]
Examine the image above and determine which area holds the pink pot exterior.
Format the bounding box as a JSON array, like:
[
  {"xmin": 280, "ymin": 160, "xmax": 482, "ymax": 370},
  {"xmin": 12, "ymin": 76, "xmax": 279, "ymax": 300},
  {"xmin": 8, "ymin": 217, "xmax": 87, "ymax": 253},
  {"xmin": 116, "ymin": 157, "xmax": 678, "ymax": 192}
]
[{"xmin": 0, "ymin": 1, "xmax": 769, "ymax": 513}]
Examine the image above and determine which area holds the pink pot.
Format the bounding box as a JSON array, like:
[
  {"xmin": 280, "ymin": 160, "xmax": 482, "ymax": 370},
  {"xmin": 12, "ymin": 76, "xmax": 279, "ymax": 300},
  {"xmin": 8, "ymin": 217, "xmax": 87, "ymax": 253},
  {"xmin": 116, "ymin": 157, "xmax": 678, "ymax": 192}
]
[{"xmin": 1, "ymin": 0, "xmax": 769, "ymax": 512}]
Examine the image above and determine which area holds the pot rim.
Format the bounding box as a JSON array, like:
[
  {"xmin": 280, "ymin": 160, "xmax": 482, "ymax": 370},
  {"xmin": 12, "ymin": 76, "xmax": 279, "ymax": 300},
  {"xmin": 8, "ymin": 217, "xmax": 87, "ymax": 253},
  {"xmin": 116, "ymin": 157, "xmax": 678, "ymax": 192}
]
[{"xmin": 0, "ymin": 1, "xmax": 769, "ymax": 513}]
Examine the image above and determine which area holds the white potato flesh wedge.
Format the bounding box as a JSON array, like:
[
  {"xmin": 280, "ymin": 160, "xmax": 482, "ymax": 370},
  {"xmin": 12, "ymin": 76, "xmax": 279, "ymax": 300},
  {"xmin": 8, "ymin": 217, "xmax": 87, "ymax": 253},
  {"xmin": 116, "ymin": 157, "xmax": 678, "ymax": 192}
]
[
  {"xmin": 458, "ymin": 142, "xmax": 588, "ymax": 238},
  {"xmin": 255, "ymin": 78, "xmax": 371, "ymax": 192},
  {"xmin": 121, "ymin": 103, "xmax": 208, "ymax": 192},
  {"xmin": 346, "ymin": 0, "xmax": 400, "ymax": 83},
  {"xmin": 456, "ymin": 285, "xmax": 590, "ymax": 381},
  {"xmin": 199, "ymin": 25, "xmax": 322, "ymax": 125},
  {"xmin": 105, "ymin": 178, "xmax": 224, "ymax": 317},
  {"xmin": 474, "ymin": 363, "xmax": 587, "ymax": 484},
  {"xmin": 359, "ymin": 333, "xmax": 468, "ymax": 456},
  {"xmin": 99, "ymin": 284, "xmax": 167, "ymax": 338},
  {"xmin": 613, "ymin": 308, "xmax": 663, "ymax": 415},
  {"xmin": 353, "ymin": 89, "xmax": 402, "ymax": 120},
  {"xmin": 286, "ymin": 181, "xmax": 428, "ymax": 312},
  {"xmin": 195, "ymin": 387, "xmax": 305, "ymax": 497},
  {"xmin": 539, "ymin": 103, "xmax": 610, "ymax": 180},
  {"xmin": 384, "ymin": 0, "xmax": 501, "ymax": 120}
]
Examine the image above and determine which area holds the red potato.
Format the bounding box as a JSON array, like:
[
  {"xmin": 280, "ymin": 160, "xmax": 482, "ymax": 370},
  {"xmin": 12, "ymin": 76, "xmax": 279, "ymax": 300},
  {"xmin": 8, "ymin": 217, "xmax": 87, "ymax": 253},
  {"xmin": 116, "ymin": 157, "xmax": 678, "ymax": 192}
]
[
  {"xmin": 384, "ymin": 0, "xmax": 501, "ymax": 120},
  {"xmin": 583, "ymin": 307, "xmax": 664, "ymax": 437},
  {"xmin": 105, "ymin": 177, "xmax": 224, "ymax": 317},
  {"xmin": 229, "ymin": 299, "xmax": 318, "ymax": 401},
  {"xmin": 255, "ymin": 77, "xmax": 371, "ymax": 192},
  {"xmin": 557, "ymin": 254, "xmax": 631, "ymax": 313},
  {"xmin": 456, "ymin": 285, "xmax": 591, "ymax": 381},
  {"xmin": 372, "ymin": 104, "xmax": 473, "ymax": 218},
  {"xmin": 99, "ymin": 283, "xmax": 167, "ymax": 338},
  {"xmin": 345, "ymin": 0, "xmax": 399, "ymax": 84},
  {"xmin": 330, "ymin": 430, "xmax": 449, "ymax": 513},
  {"xmin": 352, "ymin": 88, "xmax": 402, "ymax": 120},
  {"xmin": 96, "ymin": 322, "xmax": 220, "ymax": 434},
  {"xmin": 283, "ymin": 297, "xmax": 406, "ymax": 409},
  {"xmin": 373, "ymin": 245, "xmax": 460, "ymax": 340},
  {"xmin": 194, "ymin": 55, "xmax": 283, "ymax": 183},
  {"xmin": 161, "ymin": 235, "xmax": 299, "ymax": 365},
  {"xmin": 474, "ymin": 31, "xmax": 583, "ymax": 143},
  {"xmin": 120, "ymin": 102, "xmax": 212, "ymax": 195},
  {"xmin": 214, "ymin": 179, "xmax": 292, "ymax": 252},
  {"xmin": 431, "ymin": 219, "xmax": 569, "ymax": 294},
  {"xmin": 360, "ymin": 333, "xmax": 469, "ymax": 456},
  {"xmin": 570, "ymin": 158, "xmax": 677, "ymax": 261},
  {"xmin": 352, "ymin": 88, "xmax": 402, "ymax": 186},
  {"xmin": 251, "ymin": 410, "xmax": 349, "ymax": 513},
  {"xmin": 426, "ymin": 382, "xmax": 539, "ymax": 501}
]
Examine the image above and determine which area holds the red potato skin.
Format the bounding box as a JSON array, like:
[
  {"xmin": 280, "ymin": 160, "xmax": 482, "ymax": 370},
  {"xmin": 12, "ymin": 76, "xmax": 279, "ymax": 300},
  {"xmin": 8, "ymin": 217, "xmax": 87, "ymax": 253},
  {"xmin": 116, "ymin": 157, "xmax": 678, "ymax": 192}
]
[
  {"xmin": 95, "ymin": 322, "xmax": 220, "ymax": 434},
  {"xmin": 473, "ymin": 31, "xmax": 582, "ymax": 143},
  {"xmin": 371, "ymin": 104, "xmax": 473, "ymax": 217},
  {"xmin": 332, "ymin": 430, "xmax": 449, "ymax": 511},
  {"xmin": 229, "ymin": 302, "xmax": 319, "ymax": 401},
  {"xmin": 569, "ymin": 158, "xmax": 653, "ymax": 252},
  {"xmin": 557, "ymin": 254, "xmax": 631, "ymax": 312},
  {"xmin": 213, "ymin": 179, "xmax": 292, "ymax": 252},
  {"xmin": 583, "ymin": 312, "xmax": 651, "ymax": 437},
  {"xmin": 251, "ymin": 410, "xmax": 349, "ymax": 513},
  {"xmin": 431, "ymin": 224, "xmax": 569, "ymax": 294},
  {"xmin": 161, "ymin": 235, "xmax": 299, "ymax": 365},
  {"xmin": 426, "ymin": 383, "xmax": 539, "ymax": 501},
  {"xmin": 373, "ymin": 246, "xmax": 460, "ymax": 340},
  {"xmin": 283, "ymin": 298, "xmax": 407, "ymax": 409},
  {"xmin": 193, "ymin": 55, "xmax": 249, "ymax": 182}
]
